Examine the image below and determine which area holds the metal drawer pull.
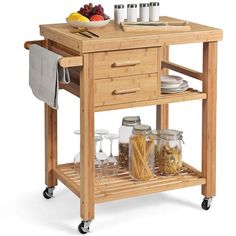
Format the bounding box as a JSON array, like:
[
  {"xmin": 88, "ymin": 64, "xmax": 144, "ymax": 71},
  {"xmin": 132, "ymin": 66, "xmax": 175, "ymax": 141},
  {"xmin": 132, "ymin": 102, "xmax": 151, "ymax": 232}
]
[
  {"xmin": 112, "ymin": 60, "xmax": 141, "ymax": 67},
  {"xmin": 112, "ymin": 87, "xmax": 141, "ymax": 95}
]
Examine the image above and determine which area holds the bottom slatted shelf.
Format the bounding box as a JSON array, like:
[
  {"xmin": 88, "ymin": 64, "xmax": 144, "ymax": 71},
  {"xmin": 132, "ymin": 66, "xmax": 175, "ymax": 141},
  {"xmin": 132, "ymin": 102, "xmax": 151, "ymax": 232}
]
[{"xmin": 54, "ymin": 162, "xmax": 206, "ymax": 204}]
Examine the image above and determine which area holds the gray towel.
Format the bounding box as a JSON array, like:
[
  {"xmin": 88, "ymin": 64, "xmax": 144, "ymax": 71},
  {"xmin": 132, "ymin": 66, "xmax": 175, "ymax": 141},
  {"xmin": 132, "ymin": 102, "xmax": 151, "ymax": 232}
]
[{"xmin": 29, "ymin": 44, "xmax": 70, "ymax": 109}]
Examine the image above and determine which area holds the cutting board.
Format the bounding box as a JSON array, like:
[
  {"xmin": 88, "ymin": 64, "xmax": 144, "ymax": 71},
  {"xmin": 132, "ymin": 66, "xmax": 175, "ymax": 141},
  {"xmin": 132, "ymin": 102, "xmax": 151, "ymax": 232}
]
[{"xmin": 121, "ymin": 21, "xmax": 191, "ymax": 32}]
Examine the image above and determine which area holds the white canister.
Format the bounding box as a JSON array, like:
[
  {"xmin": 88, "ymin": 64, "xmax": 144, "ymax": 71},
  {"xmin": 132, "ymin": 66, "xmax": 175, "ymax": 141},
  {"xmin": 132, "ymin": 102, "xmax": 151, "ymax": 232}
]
[
  {"xmin": 149, "ymin": 2, "xmax": 160, "ymax": 21},
  {"xmin": 140, "ymin": 3, "xmax": 150, "ymax": 22},
  {"xmin": 127, "ymin": 4, "xmax": 138, "ymax": 22},
  {"xmin": 114, "ymin": 4, "xmax": 125, "ymax": 24}
]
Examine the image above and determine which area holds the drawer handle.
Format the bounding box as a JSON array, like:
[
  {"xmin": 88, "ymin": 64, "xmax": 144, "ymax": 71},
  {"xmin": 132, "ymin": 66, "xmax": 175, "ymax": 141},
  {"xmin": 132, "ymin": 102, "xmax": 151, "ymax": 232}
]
[
  {"xmin": 112, "ymin": 87, "xmax": 141, "ymax": 95},
  {"xmin": 112, "ymin": 60, "xmax": 141, "ymax": 67}
]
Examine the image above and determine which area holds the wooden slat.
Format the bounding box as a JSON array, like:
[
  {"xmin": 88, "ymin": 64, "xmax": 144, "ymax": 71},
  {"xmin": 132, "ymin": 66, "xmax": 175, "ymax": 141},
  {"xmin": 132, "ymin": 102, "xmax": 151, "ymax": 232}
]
[
  {"xmin": 56, "ymin": 162, "xmax": 205, "ymax": 204},
  {"xmin": 54, "ymin": 167, "xmax": 80, "ymax": 197},
  {"xmin": 202, "ymin": 42, "xmax": 217, "ymax": 198},
  {"xmin": 95, "ymin": 178, "xmax": 205, "ymax": 203},
  {"xmin": 162, "ymin": 61, "xmax": 203, "ymax": 81},
  {"xmin": 95, "ymin": 89, "xmax": 207, "ymax": 112},
  {"xmin": 80, "ymin": 53, "xmax": 95, "ymax": 221}
]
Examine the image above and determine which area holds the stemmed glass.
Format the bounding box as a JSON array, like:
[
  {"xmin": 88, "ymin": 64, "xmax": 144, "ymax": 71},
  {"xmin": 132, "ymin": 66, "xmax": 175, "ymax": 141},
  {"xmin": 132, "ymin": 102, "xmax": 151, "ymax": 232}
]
[
  {"xmin": 94, "ymin": 136, "xmax": 103, "ymax": 180},
  {"xmin": 103, "ymin": 134, "xmax": 119, "ymax": 176},
  {"xmin": 95, "ymin": 129, "xmax": 109, "ymax": 161},
  {"xmin": 73, "ymin": 130, "xmax": 80, "ymax": 173}
]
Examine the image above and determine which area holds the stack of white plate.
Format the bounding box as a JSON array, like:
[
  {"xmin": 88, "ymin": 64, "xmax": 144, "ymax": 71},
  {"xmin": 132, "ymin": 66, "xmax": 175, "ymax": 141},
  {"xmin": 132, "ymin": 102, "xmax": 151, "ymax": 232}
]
[{"xmin": 161, "ymin": 75, "xmax": 189, "ymax": 94}]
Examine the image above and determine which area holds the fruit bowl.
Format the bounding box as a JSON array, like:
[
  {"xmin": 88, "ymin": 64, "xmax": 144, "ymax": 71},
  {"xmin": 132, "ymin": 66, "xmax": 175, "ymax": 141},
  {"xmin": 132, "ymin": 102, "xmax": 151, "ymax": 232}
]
[{"xmin": 66, "ymin": 18, "xmax": 110, "ymax": 29}]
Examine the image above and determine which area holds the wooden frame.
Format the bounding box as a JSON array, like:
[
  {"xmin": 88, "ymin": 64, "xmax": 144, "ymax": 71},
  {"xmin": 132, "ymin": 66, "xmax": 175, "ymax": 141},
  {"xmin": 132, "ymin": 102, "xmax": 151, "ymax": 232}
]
[{"xmin": 25, "ymin": 16, "xmax": 222, "ymax": 224}]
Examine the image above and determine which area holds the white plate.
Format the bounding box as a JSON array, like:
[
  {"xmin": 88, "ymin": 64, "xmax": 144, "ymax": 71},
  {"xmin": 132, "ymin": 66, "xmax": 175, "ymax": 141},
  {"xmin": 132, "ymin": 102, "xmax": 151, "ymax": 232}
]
[
  {"xmin": 162, "ymin": 80, "xmax": 189, "ymax": 93},
  {"xmin": 161, "ymin": 75, "xmax": 183, "ymax": 85},
  {"xmin": 66, "ymin": 18, "xmax": 110, "ymax": 29}
]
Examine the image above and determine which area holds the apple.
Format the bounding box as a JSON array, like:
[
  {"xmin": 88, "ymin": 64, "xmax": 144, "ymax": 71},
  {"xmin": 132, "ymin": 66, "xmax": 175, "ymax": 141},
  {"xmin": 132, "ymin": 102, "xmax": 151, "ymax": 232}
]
[{"xmin": 90, "ymin": 14, "xmax": 104, "ymax": 21}]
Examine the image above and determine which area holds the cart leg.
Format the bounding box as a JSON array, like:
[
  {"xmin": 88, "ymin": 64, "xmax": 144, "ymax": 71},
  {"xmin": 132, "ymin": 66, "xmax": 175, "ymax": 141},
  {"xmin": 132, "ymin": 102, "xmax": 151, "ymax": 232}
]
[
  {"xmin": 45, "ymin": 104, "xmax": 58, "ymax": 188},
  {"xmin": 202, "ymin": 42, "xmax": 217, "ymax": 199},
  {"xmin": 157, "ymin": 46, "xmax": 169, "ymax": 129},
  {"xmin": 80, "ymin": 53, "xmax": 95, "ymax": 222}
]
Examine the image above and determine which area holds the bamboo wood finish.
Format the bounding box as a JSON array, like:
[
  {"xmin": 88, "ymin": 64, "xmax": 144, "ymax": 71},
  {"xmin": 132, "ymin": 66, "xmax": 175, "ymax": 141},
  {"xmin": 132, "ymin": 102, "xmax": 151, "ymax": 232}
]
[
  {"xmin": 80, "ymin": 53, "xmax": 95, "ymax": 220},
  {"xmin": 56, "ymin": 162, "xmax": 205, "ymax": 204},
  {"xmin": 202, "ymin": 42, "xmax": 217, "ymax": 198},
  {"xmin": 162, "ymin": 61, "xmax": 203, "ymax": 81},
  {"xmin": 45, "ymin": 104, "xmax": 58, "ymax": 187},
  {"xmin": 157, "ymin": 46, "xmax": 169, "ymax": 130},
  {"xmin": 94, "ymin": 73, "xmax": 158, "ymax": 107},
  {"xmin": 93, "ymin": 48, "xmax": 158, "ymax": 79},
  {"xmin": 95, "ymin": 90, "xmax": 207, "ymax": 112},
  {"xmin": 24, "ymin": 40, "xmax": 83, "ymax": 68},
  {"xmin": 40, "ymin": 16, "xmax": 223, "ymax": 53}
]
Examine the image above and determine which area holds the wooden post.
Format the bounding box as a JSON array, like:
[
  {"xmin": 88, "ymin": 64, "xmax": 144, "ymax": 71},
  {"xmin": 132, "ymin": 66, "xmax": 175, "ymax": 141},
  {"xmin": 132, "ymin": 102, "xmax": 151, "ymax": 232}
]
[
  {"xmin": 45, "ymin": 104, "xmax": 58, "ymax": 187},
  {"xmin": 80, "ymin": 53, "xmax": 95, "ymax": 221},
  {"xmin": 157, "ymin": 46, "xmax": 169, "ymax": 129},
  {"xmin": 202, "ymin": 42, "xmax": 217, "ymax": 197}
]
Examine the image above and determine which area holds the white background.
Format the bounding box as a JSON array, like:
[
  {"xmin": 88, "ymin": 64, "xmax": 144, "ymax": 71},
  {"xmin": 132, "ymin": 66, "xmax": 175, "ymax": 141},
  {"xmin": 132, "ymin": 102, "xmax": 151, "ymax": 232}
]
[{"xmin": 0, "ymin": 0, "xmax": 235, "ymax": 235}]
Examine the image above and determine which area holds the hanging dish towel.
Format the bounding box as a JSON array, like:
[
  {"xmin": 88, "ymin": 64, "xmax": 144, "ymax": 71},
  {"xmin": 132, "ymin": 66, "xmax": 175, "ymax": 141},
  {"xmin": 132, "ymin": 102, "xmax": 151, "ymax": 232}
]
[{"xmin": 29, "ymin": 44, "xmax": 70, "ymax": 109}]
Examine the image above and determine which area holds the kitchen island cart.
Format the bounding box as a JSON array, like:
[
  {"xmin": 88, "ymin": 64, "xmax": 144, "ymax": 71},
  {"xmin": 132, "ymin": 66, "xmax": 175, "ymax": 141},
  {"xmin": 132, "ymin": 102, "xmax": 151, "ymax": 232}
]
[{"xmin": 25, "ymin": 16, "xmax": 223, "ymax": 233}]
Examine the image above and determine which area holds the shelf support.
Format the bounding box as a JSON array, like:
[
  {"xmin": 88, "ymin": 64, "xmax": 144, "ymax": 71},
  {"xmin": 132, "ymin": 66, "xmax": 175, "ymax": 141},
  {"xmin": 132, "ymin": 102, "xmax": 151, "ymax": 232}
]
[
  {"xmin": 45, "ymin": 104, "xmax": 58, "ymax": 187},
  {"xmin": 202, "ymin": 41, "xmax": 217, "ymax": 198},
  {"xmin": 157, "ymin": 45, "xmax": 169, "ymax": 129},
  {"xmin": 80, "ymin": 53, "xmax": 95, "ymax": 221}
]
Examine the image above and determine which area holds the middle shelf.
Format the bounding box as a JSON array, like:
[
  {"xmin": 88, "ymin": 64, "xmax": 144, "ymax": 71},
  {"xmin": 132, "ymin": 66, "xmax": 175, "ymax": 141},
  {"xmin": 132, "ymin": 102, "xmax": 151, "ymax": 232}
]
[{"xmin": 54, "ymin": 162, "xmax": 206, "ymax": 204}]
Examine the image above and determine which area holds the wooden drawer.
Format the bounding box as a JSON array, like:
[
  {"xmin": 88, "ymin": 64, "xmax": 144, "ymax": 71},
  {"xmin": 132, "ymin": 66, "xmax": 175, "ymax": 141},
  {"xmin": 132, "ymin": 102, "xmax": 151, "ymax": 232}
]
[
  {"xmin": 94, "ymin": 48, "xmax": 158, "ymax": 79},
  {"xmin": 94, "ymin": 73, "xmax": 159, "ymax": 107}
]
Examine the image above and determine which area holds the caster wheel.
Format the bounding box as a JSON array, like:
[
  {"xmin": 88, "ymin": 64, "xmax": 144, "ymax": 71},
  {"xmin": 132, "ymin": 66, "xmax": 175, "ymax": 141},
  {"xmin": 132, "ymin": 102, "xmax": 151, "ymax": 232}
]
[
  {"xmin": 43, "ymin": 187, "xmax": 55, "ymax": 199},
  {"xmin": 201, "ymin": 197, "xmax": 212, "ymax": 210},
  {"xmin": 78, "ymin": 221, "xmax": 91, "ymax": 234}
]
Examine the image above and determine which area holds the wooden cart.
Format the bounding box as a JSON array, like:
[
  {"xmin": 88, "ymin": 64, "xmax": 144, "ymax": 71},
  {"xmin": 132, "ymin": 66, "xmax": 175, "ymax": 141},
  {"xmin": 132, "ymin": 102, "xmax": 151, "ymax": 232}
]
[{"xmin": 25, "ymin": 16, "xmax": 223, "ymax": 233}]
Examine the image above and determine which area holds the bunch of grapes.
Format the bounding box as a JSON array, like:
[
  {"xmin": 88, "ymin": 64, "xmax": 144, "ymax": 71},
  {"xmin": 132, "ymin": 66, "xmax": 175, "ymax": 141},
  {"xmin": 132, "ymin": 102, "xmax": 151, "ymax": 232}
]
[{"xmin": 78, "ymin": 3, "xmax": 109, "ymax": 20}]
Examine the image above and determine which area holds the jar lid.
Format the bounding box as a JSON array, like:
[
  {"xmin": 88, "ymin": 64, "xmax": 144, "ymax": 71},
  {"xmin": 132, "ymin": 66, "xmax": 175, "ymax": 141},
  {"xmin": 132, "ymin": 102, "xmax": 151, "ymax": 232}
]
[
  {"xmin": 122, "ymin": 116, "xmax": 141, "ymax": 127},
  {"xmin": 127, "ymin": 4, "xmax": 138, "ymax": 8},
  {"xmin": 150, "ymin": 2, "xmax": 160, "ymax": 6},
  {"xmin": 133, "ymin": 124, "xmax": 152, "ymax": 135},
  {"xmin": 140, "ymin": 3, "xmax": 150, "ymax": 7},
  {"xmin": 159, "ymin": 129, "xmax": 183, "ymax": 141},
  {"xmin": 115, "ymin": 4, "xmax": 125, "ymax": 9},
  {"xmin": 152, "ymin": 129, "xmax": 161, "ymax": 139}
]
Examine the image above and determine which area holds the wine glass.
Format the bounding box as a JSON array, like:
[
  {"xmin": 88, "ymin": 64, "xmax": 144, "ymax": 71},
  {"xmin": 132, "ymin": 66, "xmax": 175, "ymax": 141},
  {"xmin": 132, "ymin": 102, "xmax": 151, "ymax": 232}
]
[
  {"xmin": 94, "ymin": 136, "xmax": 103, "ymax": 180},
  {"xmin": 95, "ymin": 129, "xmax": 109, "ymax": 161},
  {"xmin": 103, "ymin": 134, "xmax": 119, "ymax": 176},
  {"xmin": 73, "ymin": 130, "xmax": 80, "ymax": 173}
]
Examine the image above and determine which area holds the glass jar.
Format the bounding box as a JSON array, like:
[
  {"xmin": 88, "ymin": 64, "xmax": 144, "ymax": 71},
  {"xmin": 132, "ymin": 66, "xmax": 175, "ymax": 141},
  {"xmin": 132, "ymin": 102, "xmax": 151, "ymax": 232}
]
[
  {"xmin": 152, "ymin": 129, "xmax": 161, "ymax": 169},
  {"xmin": 140, "ymin": 3, "xmax": 150, "ymax": 22},
  {"xmin": 119, "ymin": 116, "xmax": 141, "ymax": 169},
  {"xmin": 127, "ymin": 4, "xmax": 138, "ymax": 22},
  {"xmin": 159, "ymin": 129, "xmax": 183, "ymax": 176},
  {"xmin": 129, "ymin": 125, "xmax": 155, "ymax": 181}
]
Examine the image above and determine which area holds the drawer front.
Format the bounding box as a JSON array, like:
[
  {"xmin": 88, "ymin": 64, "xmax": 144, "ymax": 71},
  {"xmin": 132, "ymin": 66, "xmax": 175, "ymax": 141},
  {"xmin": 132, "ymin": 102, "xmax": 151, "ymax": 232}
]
[
  {"xmin": 94, "ymin": 73, "xmax": 158, "ymax": 107},
  {"xmin": 94, "ymin": 48, "xmax": 158, "ymax": 79}
]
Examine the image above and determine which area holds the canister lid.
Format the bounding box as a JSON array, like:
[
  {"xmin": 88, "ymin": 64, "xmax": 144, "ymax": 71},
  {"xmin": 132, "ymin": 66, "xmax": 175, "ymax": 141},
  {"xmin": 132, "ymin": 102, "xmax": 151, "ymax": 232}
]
[
  {"xmin": 115, "ymin": 4, "xmax": 125, "ymax": 9},
  {"xmin": 127, "ymin": 4, "xmax": 138, "ymax": 8},
  {"xmin": 140, "ymin": 3, "xmax": 150, "ymax": 7},
  {"xmin": 159, "ymin": 129, "xmax": 183, "ymax": 141},
  {"xmin": 133, "ymin": 124, "xmax": 152, "ymax": 135},
  {"xmin": 122, "ymin": 116, "xmax": 141, "ymax": 127},
  {"xmin": 150, "ymin": 2, "xmax": 160, "ymax": 6}
]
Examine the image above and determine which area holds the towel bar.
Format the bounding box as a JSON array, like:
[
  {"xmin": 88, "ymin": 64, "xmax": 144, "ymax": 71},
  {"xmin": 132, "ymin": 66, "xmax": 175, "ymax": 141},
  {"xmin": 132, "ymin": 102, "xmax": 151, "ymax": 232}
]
[{"xmin": 24, "ymin": 40, "xmax": 83, "ymax": 68}]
